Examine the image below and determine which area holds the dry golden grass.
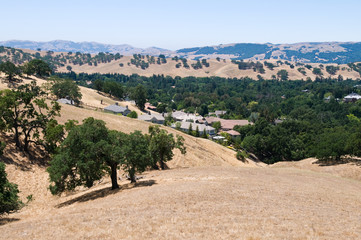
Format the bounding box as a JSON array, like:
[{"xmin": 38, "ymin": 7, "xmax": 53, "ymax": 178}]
[
  {"xmin": 1, "ymin": 76, "xmax": 361, "ymax": 240},
  {"xmin": 1, "ymin": 166, "xmax": 360, "ymax": 240},
  {"xmin": 56, "ymin": 56, "xmax": 361, "ymax": 80}
]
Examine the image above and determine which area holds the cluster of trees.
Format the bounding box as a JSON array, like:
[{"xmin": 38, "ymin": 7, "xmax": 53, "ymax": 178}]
[
  {"xmin": 0, "ymin": 81, "xmax": 61, "ymax": 152},
  {"xmin": 0, "ymin": 59, "xmax": 52, "ymax": 81},
  {"xmin": 47, "ymin": 120, "xmax": 186, "ymax": 194},
  {"xmin": 326, "ymin": 65, "xmax": 339, "ymax": 75},
  {"xmin": 232, "ymin": 60, "xmax": 265, "ymax": 73},
  {"xmin": 49, "ymin": 76, "xmax": 82, "ymax": 104},
  {"xmin": 94, "ymin": 79, "xmax": 124, "ymax": 99},
  {"xmin": 0, "ymin": 162, "xmax": 22, "ymax": 215}
]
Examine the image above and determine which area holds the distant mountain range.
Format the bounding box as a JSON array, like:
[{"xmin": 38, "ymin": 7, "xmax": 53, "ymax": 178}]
[
  {"xmin": 1, "ymin": 40, "xmax": 361, "ymax": 64},
  {"xmin": 0, "ymin": 40, "xmax": 171, "ymax": 56}
]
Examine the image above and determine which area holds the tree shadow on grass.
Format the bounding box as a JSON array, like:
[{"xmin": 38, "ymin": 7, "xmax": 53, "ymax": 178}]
[
  {"xmin": 313, "ymin": 157, "xmax": 361, "ymax": 167},
  {"xmin": 0, "ymin": 134, "xmax": 50, "ymax": 171},
  {"xmin": 0, "ymin": 217, "xmax": 20, "ymax": 226},
  {"xmin": 56, "ymin": 180, "xmax": 157, "ymax": 208}
]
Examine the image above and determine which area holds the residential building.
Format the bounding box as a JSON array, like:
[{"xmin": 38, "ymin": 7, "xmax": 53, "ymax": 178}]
[
  {"xmin": 224, "ymin": 130, "xmax": 240, "ymax": 139},
  {"xmin": 171, "ymin": 121, "xmax": 216, "ymax": 135},
  {"xmin": 104, "ymin": 103, "xmax": 131, "ymax": 116},
  {"xmin": 344, "ymin": 93, "xmax": 361, "ymax": 102},
  {"xmin": 138, "ymin": 113, "xmax": 165, "ymax": 124},
  {"xmin": 171, "ymin": 111, "xmax": 203, "ymax": 122},
  {"xmin": 205, "ymin": 117, "xmax": 252, "ymax": 131}
]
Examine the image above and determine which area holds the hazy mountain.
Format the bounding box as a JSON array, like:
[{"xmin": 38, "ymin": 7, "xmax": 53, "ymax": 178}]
[
  {"xmin": 0, "ymin": 40, "xmax": 172, "ymax": 56},
  {"xmin": 176, "ymin": 42, "xmax": 361, "ymax": 64},
  {"xmin": 2, "ymin": 40, "xmax": 361, "ymax": 63}
]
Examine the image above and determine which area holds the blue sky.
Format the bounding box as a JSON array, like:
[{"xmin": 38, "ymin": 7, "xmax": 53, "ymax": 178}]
[{"xmin": 1, "ymin": 0, "xmax": 360, "ymax": 50}]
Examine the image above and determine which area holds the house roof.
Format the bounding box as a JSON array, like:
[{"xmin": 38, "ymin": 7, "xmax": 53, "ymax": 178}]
[
  {"xmin": 138, "ymin": 113, "xmax": 165, "ymax": 121},
  {"xmin": 57, "ymin": 98, "xmax": 73, "ymax": 105},
  {"xmin": 215, "ymin": 110, "xmax": 227, "ymax": 115},
  {"xmin": 224, "ymin": 130, "xmax": 240, "ymax": 136},
  {"xmin": 344, "ymin": 93, "xmax": 361, "ymax": 99},
  {"xmin": 172, "ymin": 111, "xmax": 203, "ymax": 122},
  {"xmin": 220, "ymin": 120, "xmax": 251, "ymax": 129},
  {"xmin": 172, "ymin": 122, "xmax": 215, "ymax": 132},
  {"xmin": 104, "ymin": 104, "xmax": 129, "ymax": 113},
  {"xmin": 204, "ymin": 117, "xmax": 252, "ymax": 129}
]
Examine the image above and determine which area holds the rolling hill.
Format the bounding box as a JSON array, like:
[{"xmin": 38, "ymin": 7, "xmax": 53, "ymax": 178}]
[
  {"xmin": 0, "ymin": 76, "xmax": 360, "ymax": 239},
  {"xmin": 1, "ymin": 46, "xmax": 361, "ymax": 80},
  {"xmin": 2, "ymin": 40, "xmax": 361, "ymax": 63}
]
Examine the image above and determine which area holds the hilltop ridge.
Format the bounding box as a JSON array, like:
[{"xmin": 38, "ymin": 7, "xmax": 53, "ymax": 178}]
[{"xmin": 2, "ymin": 40, "xmax": 361, "ymax": 63}]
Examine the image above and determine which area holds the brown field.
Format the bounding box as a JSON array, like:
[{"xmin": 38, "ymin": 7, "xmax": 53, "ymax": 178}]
[
  {"xmin": 0, "ymin": 77, "xmax": 361, "ymax": 239},
  {"xmin": 56, "ymin": 56, "xmax": 361, "ymax": 80}
]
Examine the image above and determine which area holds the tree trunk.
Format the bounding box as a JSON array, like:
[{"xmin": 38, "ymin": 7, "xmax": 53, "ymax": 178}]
[
  {"xmin": 129, "ymin": 168, "xmax": 136, "ymax": 183},
  {"xmin": 110, "ymin": 164, "xmax": 119, "ymax": 189},
  {"xmin": 14, "ymin": 126, "xmax": 21, "ymax": 149},
  {"xmin": 160, "ymin": 155, "xmax": 165, "ymax": 170}
]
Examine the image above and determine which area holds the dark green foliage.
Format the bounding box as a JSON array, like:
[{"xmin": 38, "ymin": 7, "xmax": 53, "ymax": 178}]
[
  {"xmin": 148, "ymin": 125, "xmax": 186, "ymax": 170},
  {"xmin": 0, "ymin": 61, "xmax": 21, "ymax": 81},
  {"xmin": 0, "ymin": 81, "xmax": 61, "ymax": 151},
  {"xmin": 277, "ymin": 70, "xmax": 289, "ymax": 81},
  {"xmin": 212, "ymin": 121, "xmax": 221, "ymax": 132},
  {"xmin": 103, "ymin": 81, "xmax": 124, "ymax": 99},
  {"xmin": 195, "ymin": 126, "xmax": 200, "ymax": 137},
  {"xmin": 121, "ymin": 131, "xmax": 151, "ymax": 182},
  {"xmin": 27, "ymin": 59, "xmax": 52, "ymax": 77},
  {"xmin": 0, "ymin": 162, "xmax": 22, "ymax": 215},
  {"xmin": 53, "ymin": 71, "xmax": 361, "ymax": 164},
  {"xmin": 326, "ymin": 65, "xmax": 339, "ymax": 75},
  {"xmin": 297, "ymin": 67, "xmax": 307, "ymax": 76},
  {"xmin": 313, "ymin": 127, "xmax": 349, "ymax": 162},
  {"xmin": 312, "ymin": 67, "xmax": 323, "ymax": 76},
  {"xmin": 132, "ymin": 85, "xmax": 147, "ymax": 110},
  {"xmin": 127, "ymin": 111, "xmax": 138, "ymax": 118},
  {"xmin": 47, "ymin": 118, "xmax": 112, "ymax": 194},
  {"xmin": 50, "ymin": 77, "xmax": 82, "ymax": 104}
]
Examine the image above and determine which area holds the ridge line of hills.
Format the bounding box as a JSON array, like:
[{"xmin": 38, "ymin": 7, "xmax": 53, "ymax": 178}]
[{"xmin": 2, "ymin": 40, "xmax": 361, "ymax": 64}]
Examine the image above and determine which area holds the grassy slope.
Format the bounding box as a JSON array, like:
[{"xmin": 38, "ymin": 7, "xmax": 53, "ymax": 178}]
[
  {"xmin": 0, "ymin": 77, "xmax": 360, "ymax": 239},
  {"xmin": 56, "ymin": 56, "xmax": 361, "ymax": 80}
]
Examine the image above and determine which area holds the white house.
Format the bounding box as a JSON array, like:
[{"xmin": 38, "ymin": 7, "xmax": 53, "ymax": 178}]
[
  {"xmin": 344, "ymin": 93, "xmax": 361, "ymax": 102},
  {"xmin": 171, "ymin": 121, "xmax": 216, "ymax": 135}
]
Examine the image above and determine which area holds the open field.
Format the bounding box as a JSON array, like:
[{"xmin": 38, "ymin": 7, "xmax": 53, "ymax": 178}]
[{"xmin": 1, "ymin": 76, "xmax": 361, "ymax": 239}]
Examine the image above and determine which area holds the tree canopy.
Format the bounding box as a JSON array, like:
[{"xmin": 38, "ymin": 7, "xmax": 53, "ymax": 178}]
[
  {"xmin": 50, "ymin": 77, "xmax": 82, "ymax": 104},
  {"xmin": 0, "ymin": 162, "xmax": 22, "ymax": 215},
  {"xmin": 0, "ymin": 81, "xmax": 61, "ymax": 151}
]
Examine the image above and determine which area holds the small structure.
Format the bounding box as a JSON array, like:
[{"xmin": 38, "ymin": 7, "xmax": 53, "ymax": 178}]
[
  {"xmin": 171, "ymin": 122, "xmax": 215, "ymax": 135},
  {"xmin": 104, "ymin": 103, "xmax": 131, "ymax": 116},
  {"xmin": 57, "ymin": 98, "xmax": 74, "ymax": 105},
  {"xmin": 324, "ymin": 96, "xmax": 332, "ymax": 102},
  {"xmin": 209, "ymin": 110, "xmax": 227, "ymax": 118},
  {"xmin": 145, "ymin": 102, "xmax": 157, "ymax": 111},
  {"xmin": 212, "ymin": 135, "xmax": 226, "ymax": 141},
  {"xmin": 224, "ymin": 130, "xmax": 240, "ymax": 139},
  {"xmin": 138, "ymin": 113, "xmax": 165, "ymax": 124},
  {"xmin": 344, "ymin": 93, "xmax": 361, "ymax": 102}
]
